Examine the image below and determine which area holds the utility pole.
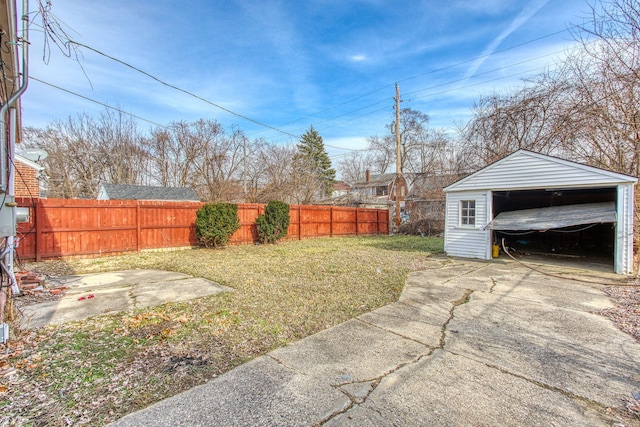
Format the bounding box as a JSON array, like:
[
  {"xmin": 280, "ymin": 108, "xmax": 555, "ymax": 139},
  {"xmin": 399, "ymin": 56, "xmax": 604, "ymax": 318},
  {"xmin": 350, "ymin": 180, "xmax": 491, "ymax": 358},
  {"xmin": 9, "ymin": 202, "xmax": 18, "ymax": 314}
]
[{"xmin": 394, "ymin": 83, "xmax": 402, "ymax": 227}]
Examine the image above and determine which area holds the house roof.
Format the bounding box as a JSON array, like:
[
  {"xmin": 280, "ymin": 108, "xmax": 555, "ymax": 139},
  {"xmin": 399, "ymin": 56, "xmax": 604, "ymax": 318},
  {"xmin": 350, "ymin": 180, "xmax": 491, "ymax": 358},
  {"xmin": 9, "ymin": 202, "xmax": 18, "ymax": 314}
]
[
  {"xmin": 333, "ymin": 181, "xmax": 352, "ymax": 191},
  {"xmin": 353, "ymin": 173, "xmax": 397, "ymax": 188},
  {"xmin": 99, "ymin": 183, "xmax": 200, "ymax": 201},
  {"xmin": 444, "ymin": 150, "xmax": 637, "ymax": 193},
  {"xmin": 15, "ymin": 154, "xmax": 44, "ymax": 171}
]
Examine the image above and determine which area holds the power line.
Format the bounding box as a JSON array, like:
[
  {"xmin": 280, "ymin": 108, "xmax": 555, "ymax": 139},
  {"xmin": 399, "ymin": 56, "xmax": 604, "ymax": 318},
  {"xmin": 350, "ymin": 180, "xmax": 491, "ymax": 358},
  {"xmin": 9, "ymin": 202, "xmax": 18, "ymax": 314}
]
[
  {"xmin": 264, "ymin": 24, "xmax": 584, "ymax": 130},
  {"xmin": 68, "ymin": 41, "xmax": 301, "ymax": 139},
  {"xmin": 29, "ymin": 76, "xmax": 169, "ymax": 129},
  {"xmin": 30, "ymin": 19, "xmax": 586, "ymax": 152}
]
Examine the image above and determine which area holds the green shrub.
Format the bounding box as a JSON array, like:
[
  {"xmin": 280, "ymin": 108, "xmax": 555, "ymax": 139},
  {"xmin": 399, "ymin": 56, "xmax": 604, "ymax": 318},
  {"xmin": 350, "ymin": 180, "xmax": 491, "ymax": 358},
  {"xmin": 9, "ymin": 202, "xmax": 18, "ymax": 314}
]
[
  {"xmin": 195, "ymin": 203, "xmax": 241, "ymax": 248},
  {"xmin": 255, "ymin": 201, "xmax": 290, "ymax": 244}
]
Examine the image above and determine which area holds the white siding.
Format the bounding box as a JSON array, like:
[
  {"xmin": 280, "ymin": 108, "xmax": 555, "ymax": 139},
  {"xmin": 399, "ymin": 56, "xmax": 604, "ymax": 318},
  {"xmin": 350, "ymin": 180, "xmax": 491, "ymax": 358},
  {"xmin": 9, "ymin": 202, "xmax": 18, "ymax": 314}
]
[
  {"xmin": 445, "ymin": 191, "xmax": 492, "ymax": 260},
  {"xmin": 443, "ymin": 150, "xmax": 637, "ymax": 274},
  {"xmin": 446, "ymin": 151, "xmax": 637, "ymax": 192},
  {"xmin": 615, "ymin": 184, "xmax": 635, "ymax": 274}
]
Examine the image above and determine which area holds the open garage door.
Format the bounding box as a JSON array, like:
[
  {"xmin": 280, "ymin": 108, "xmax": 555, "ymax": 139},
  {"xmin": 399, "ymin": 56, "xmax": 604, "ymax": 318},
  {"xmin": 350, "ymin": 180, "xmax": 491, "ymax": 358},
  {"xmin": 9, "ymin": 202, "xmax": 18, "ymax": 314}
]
[
  {"xmin": 485, "ymin": 202, "xmax": 616, "ymax": 231},
  {"xmin": 490, "ymin": 188, "xmax": 618, "ymax": 268}
]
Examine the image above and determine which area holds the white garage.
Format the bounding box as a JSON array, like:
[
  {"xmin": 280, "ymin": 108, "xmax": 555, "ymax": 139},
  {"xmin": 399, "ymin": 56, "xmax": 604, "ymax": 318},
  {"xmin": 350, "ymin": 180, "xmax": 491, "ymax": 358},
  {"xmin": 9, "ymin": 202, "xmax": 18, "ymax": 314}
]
[{"xmin": 443, "ymin": 150, "xmax": 637, "ymax": 274}]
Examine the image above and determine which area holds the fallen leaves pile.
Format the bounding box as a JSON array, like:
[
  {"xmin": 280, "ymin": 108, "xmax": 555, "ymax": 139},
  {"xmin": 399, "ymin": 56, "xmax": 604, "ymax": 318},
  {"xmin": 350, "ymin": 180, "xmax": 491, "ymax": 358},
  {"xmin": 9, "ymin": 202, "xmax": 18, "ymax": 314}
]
[{"xmin": 600, "ymin": 284, "xmax": 640, "ymax": 343}]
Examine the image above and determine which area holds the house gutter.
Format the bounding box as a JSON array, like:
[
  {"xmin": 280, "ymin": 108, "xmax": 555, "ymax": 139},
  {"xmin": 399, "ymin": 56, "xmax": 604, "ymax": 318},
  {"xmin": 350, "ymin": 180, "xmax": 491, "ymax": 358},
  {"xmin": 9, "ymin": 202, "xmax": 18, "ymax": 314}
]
[
  {"xmin": 0, "ymin": 0, "xmax": 29, "ymax": 193},
  {"xmin": 0, "ymin": 0, "xmax": 29, "ymax": 302}
]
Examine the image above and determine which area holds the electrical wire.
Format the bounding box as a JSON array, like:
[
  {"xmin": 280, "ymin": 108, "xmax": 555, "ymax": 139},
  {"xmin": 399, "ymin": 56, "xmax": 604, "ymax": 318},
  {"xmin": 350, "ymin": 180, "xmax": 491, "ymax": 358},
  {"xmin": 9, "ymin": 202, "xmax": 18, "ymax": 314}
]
[
  {"xmin": 68, "ymin": 41, "xmax": 301, "ymax": 139},
  {"xmin": 25, "ymin": 9, "xmax": 619, "ymax": 154},
  {"xmin": 29, "ymin": 76, "xmax": 169, "ymax": 129},
  {"xmin": 29, "ymin": 3, "xmax": 584, "ymax": 143}
]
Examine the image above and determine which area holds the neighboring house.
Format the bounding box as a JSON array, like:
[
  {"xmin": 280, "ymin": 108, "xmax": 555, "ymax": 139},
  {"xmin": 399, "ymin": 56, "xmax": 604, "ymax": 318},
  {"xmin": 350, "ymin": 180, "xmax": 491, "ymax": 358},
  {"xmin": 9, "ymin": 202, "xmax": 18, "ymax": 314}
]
[
  {"xmin": 331, "ymin": 181, "xmax": 351, "ymax": 198},
  {"xmin": 14, "ymin": 154, "xmax": 44, "ymax": 199},
  {"xmin": 352, "ymin": 171, "xmax": 408, "ymax": 202},
  {"xmin": 98, "ymin": 183, "xmax": 200, "ymax": 202},
  {"xmin": 443, "ymin": 150, "xmax": 637, "ymax": 274},
  {"xmin": 405, "ymin": 173, "xmax": 461, "ymax": 222}
]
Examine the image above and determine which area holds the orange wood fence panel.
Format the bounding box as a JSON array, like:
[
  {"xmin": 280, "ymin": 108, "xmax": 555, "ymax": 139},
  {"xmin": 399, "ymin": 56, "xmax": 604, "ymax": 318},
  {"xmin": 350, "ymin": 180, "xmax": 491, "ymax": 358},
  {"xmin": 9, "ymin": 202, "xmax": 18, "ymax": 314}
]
[{"xmin": 15, "ymin": 198, "xmax": 389, "ymax": 261}]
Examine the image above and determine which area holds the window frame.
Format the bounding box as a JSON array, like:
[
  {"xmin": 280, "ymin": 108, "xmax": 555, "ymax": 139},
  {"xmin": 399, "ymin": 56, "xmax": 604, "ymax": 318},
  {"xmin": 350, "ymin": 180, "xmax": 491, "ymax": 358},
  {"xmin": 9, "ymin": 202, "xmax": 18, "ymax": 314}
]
[{"xmin": 460, "ymin": 200, "xmax": 476, "ymax": 227}]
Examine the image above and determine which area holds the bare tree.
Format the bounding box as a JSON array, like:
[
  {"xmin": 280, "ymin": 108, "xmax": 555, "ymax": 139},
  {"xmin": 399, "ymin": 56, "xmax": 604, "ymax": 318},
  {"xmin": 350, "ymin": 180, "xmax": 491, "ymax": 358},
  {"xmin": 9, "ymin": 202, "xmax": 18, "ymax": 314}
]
[
  {"xmin": 337, "ymin": 150, "xmax": 377, "ymax": 185},
  {"xmin": 251, "ymin": 143, "xmax": 298, "ymax": 203},
  {"xmin": 23, "ymin": 109, "xmax": 149, "ymax": 198},
  {"xmin": 457, "ymin": 0, "xmax": 640, "ymax": 175},
  {"xmin": 147, "ymin": 119, "xmax": 246, "ymax": 201}
]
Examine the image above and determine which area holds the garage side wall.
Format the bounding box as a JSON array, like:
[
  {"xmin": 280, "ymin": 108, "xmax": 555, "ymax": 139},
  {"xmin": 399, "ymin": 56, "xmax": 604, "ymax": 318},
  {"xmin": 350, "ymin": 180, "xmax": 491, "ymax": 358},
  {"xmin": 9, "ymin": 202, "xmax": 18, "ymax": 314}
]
[
  {"xmin": 616, "ymin": 184, "xmax": 635, "ymax": 274},
  {"xmin": 444, "ymin": 191, "xmax": 491, "ymax": 260}
]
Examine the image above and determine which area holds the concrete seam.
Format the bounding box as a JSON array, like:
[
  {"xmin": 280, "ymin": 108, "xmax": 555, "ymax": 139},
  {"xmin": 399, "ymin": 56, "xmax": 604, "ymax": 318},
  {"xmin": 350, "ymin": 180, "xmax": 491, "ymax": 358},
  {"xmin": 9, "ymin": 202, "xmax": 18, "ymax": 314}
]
[
  {"xmin": 447, "ymin": 350, "xmax": 615, "ymax": 413},
  {"xmin": 264, "ymin": 353, "xmax": 305, "ymax": 376},
  {"xmin": 439, "ymin": 264, "xmax": 492, "ymax": 285},
  {"xmin": 354, "ymin": 316, "xmax": 434, "ymax": 347}
]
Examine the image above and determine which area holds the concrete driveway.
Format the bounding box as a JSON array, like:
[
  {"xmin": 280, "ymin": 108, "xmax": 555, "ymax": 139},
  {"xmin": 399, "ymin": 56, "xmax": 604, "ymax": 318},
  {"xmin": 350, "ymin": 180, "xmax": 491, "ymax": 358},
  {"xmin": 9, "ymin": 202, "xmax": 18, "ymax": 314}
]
[{"xmin": 111, "ymin": 258, "xmax": 640, "ymax": 426}]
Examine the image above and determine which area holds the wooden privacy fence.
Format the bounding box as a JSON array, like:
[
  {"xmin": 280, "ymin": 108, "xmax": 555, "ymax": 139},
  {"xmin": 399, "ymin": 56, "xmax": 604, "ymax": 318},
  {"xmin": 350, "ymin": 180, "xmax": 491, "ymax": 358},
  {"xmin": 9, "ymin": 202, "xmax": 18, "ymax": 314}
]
[{"xmin": 15, "ymin": 198, "xmax": 389, "ymax": 261}]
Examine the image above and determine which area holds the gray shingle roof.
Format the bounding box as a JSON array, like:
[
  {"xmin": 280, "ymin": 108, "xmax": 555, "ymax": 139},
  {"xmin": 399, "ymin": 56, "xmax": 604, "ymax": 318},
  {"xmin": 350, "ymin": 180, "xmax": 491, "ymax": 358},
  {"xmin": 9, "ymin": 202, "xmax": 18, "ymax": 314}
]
[
  {"xmin": 99, "ymin": 184, "xmax": 200, "ymax": 201},
  {"xmin": 353, "ymin": 173, "xmax": 397, "ymax": 188}
]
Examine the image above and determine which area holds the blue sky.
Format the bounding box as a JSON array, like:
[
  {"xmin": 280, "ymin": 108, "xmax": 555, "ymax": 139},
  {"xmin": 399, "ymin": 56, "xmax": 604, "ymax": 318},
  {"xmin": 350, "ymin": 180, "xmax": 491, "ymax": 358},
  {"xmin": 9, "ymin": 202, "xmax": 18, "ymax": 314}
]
[{"xmin": 21, "ymin": 0, "xmax": 591, "ymax": 159}]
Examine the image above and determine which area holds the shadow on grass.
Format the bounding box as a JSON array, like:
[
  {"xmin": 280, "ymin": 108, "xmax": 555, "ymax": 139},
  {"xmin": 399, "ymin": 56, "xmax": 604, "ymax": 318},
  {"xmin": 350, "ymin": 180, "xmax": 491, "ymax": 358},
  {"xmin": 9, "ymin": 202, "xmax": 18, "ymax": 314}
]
[{"xmin": 360, "ymin": 235, "xmax": 445, "ymax": 254}]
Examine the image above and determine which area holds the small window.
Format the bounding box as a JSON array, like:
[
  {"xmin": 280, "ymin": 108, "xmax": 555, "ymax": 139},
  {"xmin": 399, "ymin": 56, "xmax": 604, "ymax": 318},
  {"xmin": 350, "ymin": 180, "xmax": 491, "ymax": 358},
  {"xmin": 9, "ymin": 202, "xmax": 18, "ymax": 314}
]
[{"xmin": 460, "ymin": 200, "xmax": 476, "ymax": 226}]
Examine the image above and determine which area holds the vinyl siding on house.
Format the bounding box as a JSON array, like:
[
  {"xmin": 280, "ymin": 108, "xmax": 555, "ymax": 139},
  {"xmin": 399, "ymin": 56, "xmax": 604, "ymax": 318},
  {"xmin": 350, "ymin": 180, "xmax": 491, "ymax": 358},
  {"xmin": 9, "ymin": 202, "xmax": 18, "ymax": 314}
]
[{"xmin": 444, "ymin": 190, "xmax": 492, "ymax": 260}]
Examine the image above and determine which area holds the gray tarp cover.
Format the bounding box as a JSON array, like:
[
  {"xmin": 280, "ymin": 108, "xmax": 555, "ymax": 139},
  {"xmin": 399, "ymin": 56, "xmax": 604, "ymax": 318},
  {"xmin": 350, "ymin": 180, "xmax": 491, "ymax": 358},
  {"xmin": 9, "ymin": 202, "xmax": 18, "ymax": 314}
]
[{"xmin": 485, "ymin": 201, "xmax": 616, "ymax": 231}]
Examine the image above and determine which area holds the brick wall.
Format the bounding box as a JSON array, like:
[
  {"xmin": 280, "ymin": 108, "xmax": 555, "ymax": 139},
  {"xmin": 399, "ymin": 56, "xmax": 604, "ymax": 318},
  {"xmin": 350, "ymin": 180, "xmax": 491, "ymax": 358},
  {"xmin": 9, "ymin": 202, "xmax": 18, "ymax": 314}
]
[{"xmin": 15, "ymin": 161, "xmax": 40, "ymax": 198}]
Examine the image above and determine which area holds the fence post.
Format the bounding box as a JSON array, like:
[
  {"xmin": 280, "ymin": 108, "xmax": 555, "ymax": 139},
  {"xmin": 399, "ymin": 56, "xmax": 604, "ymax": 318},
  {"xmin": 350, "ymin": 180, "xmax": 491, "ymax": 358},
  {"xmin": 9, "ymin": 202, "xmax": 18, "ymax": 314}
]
[
  {"xmin": 136, "ymin": 202, "xmax": 141, "ymax": 252},
  {"xmin": 330, "ymin": 207, "xmax": 333, "ymax": 238},
  {"xmin": 298, "ymin": 205, "xmax": 302, "ymax": 240},
  {"xmin": 355, "ymin": 208, "xmax": 359, "ymax": 237},
  {"xmin": 35, "ymin": 199, "xmax": 43, "ymax": 262}
]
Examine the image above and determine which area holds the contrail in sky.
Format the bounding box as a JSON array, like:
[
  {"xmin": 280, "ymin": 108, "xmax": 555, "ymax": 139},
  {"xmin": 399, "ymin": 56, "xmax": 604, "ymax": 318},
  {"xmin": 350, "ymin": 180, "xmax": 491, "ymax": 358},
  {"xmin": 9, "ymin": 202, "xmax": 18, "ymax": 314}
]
[{"xmin": 464, "ymin": 0, "xmax": 551, "ymax": 79}]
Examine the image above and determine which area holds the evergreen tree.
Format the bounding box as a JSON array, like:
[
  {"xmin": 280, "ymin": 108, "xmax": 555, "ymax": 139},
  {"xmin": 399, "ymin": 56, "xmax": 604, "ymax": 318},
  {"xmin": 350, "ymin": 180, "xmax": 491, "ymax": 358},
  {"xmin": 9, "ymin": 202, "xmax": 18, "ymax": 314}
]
[{"xmin": 296, "ymin": 126, "xmax": 336, "ymax": 199}]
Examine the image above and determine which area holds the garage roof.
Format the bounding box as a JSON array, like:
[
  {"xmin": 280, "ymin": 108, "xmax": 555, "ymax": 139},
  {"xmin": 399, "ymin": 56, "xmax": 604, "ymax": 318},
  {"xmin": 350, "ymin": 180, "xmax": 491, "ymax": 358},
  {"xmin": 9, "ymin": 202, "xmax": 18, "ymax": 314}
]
[
  {"xmin": 485, "ymin": 202, "xmax": 616, "ymax": 231},
  {"xmin": 445, "ymin": 150, "xmax": 637, "ymax": 192}
]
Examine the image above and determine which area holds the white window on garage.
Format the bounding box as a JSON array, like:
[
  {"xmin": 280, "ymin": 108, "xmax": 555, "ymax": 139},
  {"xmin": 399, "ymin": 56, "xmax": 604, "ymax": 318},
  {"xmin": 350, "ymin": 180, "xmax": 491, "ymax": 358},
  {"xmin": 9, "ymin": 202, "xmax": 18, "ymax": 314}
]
[{"xmin": 460, "ymin": 200, "xmax": 476, "ymax": 226}]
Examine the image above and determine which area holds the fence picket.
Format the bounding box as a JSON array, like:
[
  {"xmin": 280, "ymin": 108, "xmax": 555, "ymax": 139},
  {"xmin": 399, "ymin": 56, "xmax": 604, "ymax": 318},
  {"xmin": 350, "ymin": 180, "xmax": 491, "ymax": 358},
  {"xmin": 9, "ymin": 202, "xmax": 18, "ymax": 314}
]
[{"xmin": 15, "ymin": 198, "xmax": 389, "ymax": 260}]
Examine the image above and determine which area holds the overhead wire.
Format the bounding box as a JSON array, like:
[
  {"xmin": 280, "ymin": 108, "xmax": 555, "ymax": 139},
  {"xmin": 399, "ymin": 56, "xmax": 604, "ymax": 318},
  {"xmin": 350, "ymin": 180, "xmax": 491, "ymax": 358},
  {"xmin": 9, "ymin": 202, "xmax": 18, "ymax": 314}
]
[
  {"xmin": 29, "ymin": 76, "xmax": 169, "ymax": 129},
  {"xmin": 68, "ymin": 41, "xmax": 301, "ymax": 139},
  {"xmin": 27, "ymin": 12, "xmax": 589, "ymax": 152},
  {"xmin": 267, "ymin": 23, "xmax": 587, "ymax": 130}
]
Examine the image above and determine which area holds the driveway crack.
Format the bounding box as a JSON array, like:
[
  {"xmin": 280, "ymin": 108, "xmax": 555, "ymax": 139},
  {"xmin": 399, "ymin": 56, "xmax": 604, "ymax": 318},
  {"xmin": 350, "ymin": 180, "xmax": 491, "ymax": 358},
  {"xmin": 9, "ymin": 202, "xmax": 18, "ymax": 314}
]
[
  {"xmin": 318, "ymin": 288, "xmax": 475, "ymax": 425},
  {"xmin": 439, "ymin": 289, "xmax": 473, "ymax": 349}
]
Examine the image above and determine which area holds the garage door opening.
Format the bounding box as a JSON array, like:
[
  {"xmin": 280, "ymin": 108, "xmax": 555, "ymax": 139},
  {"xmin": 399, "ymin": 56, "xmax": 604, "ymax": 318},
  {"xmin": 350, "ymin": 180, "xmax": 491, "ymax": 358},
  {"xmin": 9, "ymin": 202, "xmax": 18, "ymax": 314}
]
[{"xmin": 489, "ymin": 187, "xmax": 617, "ymax": 267}]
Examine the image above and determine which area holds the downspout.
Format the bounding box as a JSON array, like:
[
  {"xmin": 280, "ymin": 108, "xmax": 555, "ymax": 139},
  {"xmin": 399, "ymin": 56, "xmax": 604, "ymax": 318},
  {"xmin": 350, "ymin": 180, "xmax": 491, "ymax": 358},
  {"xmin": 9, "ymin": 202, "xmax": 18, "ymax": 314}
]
[
  {"xmin": 0, "ymin": 0, "xmax": 28, "ymax": 190},
  {"xmin": 1, "ymin": 0, "xmax": 29, "ymax": 298}
]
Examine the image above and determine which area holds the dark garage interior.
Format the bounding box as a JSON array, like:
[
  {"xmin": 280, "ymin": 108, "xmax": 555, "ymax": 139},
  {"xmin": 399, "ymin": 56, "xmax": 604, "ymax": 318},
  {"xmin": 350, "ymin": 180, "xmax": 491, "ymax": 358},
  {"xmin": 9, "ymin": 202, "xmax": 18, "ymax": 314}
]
[{"xmin": 491, "ymin": 187, "xmax": 617, "ymax": 264}]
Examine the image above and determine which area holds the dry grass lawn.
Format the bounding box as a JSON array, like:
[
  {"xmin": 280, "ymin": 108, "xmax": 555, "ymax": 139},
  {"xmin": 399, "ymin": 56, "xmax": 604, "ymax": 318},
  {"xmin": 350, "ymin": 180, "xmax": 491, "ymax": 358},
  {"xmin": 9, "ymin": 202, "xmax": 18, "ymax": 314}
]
[{"xmin": 1, "ymin": 235, "xmax": 443, "ymax": 426}]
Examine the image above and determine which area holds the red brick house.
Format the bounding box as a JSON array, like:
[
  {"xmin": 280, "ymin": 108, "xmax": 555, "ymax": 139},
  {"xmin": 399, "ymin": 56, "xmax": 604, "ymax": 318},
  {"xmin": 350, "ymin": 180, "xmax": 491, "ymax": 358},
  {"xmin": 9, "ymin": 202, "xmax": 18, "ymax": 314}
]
[{"xmin": 14, "ymin": 154, "xmax": 44, "ymax": 199}]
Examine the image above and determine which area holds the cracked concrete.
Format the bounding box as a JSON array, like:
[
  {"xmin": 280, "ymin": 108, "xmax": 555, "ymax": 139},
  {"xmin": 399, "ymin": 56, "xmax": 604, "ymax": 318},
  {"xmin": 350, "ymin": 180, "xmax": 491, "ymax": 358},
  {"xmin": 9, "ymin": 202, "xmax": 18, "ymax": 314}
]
[
  {"xmin": 110, "ymin": 258, "xmax": 640, "ymax": 427},
  {"xmin": 21, "ymin": 269, "xmax": 233, "ymax": 329}
]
